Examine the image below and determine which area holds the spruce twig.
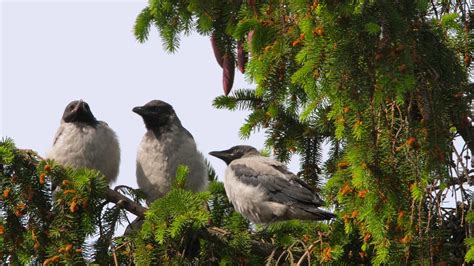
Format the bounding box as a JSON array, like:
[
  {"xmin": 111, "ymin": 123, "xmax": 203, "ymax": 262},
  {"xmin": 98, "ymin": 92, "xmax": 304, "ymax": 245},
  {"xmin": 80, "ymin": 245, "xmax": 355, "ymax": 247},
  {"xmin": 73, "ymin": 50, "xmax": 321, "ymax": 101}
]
[{"xmin": 105, "ymin": 188, "xmax": 147, "ymax": 218}]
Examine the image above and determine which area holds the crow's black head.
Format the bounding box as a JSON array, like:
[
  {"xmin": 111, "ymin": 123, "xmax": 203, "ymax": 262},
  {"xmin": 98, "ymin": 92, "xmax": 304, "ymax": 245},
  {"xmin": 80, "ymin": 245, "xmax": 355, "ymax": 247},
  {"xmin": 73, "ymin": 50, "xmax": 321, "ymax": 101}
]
[
  {"xmin": 62, "ymin": 100, "xmax": 97, "ymax": 125},
  {"xmin": 209, "ymin": 145, "xmax": 259, "ymax": 165},
  {"xmin": 133, "ymin": 100, "xmax": 176, "ymax": 130}
]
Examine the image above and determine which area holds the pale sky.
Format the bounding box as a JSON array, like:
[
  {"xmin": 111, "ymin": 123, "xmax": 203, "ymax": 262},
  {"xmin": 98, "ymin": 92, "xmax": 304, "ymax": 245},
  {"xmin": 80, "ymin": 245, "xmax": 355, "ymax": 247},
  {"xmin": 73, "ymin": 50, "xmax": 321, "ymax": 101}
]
[{"xmin": 0, "ymin": 0, "xmax": 284, "ymax": 190}]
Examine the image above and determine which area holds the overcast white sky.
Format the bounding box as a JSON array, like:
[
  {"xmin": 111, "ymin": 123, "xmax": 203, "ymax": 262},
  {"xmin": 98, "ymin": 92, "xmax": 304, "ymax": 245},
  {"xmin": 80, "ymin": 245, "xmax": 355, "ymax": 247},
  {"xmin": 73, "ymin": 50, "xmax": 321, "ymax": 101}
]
[{"xmin": 0, "ymin": 0, "xmax": 282, "ymax": 189}]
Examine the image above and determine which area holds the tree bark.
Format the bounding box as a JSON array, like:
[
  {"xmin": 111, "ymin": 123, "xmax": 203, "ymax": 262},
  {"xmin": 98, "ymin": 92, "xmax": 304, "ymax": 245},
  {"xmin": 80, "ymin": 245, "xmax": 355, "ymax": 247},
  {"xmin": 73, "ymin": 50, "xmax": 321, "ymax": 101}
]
[{"xmin": 105, "ymin": 187, "xmax": 147, "ymax": 218}]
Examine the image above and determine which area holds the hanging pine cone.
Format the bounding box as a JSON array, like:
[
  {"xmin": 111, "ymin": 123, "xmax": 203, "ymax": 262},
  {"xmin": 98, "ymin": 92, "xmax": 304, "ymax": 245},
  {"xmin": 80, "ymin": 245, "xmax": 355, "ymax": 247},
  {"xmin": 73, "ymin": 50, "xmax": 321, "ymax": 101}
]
[
  {"xmin": 211, "ymin": 32, "xmax": 224, "ymax": 68},
  {"xmin": 222, "ymin": 52, "xmax": 235, "ymax": 96},
  {"xmin": 237, "ymin": 41, "xmax": 247, "ymax": 73},
  {"xmin": 247, "ymin": 30, "xmax": 254, "ymax": 53}
]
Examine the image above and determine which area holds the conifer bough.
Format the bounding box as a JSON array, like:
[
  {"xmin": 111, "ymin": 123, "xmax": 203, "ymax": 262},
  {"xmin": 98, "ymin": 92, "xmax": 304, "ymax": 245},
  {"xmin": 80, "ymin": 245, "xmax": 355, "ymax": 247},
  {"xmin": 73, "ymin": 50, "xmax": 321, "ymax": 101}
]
[{"xmin": 130, "ymin": 0, "xmax": 474, "ymax": 264}]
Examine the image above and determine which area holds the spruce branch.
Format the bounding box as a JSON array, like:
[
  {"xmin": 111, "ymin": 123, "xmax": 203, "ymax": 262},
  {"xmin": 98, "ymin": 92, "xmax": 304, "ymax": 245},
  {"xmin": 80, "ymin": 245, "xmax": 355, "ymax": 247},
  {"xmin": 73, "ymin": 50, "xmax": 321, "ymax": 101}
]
[
  {"xmin": 203, "ymin": 227, "xmax": 276, "ymax": 258},
  {"xmin": 134, "ymin": 7, "xmax": 153, "ymax": 43},
  {"xmin": 105, "ymin": 188, "xmax": 147, "ymax": 218},
  {"xmin": 105, "ymin": 185, "xmax": 277, "ymax": 258},
  {"xmin": 6, "ymin": 147, "xmax": 280, "ymax": 259}
]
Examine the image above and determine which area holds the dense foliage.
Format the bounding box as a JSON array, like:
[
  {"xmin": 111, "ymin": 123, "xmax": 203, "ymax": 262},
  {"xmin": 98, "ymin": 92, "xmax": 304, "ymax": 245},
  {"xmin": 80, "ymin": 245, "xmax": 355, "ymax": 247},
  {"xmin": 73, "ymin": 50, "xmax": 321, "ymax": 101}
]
[
  {"xmin": 133, "ymin": 0, "xmax": 474, "ymax": 264},
  {"xmin": 0, "ymin": 139, "xmax": 109, "ymax": 264},
  {"xmin": 0, "ymin": 139, "xmax": 334, "ymax": 264}
]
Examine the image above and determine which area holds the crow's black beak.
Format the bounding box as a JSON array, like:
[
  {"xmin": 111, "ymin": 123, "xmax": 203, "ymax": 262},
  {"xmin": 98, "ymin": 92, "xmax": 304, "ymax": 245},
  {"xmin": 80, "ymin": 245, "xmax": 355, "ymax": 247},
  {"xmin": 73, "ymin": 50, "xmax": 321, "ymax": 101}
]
[
  {"xmin": 209, "ymin": 150, "xmax": 233, "ymax": 165},
  {"xmin": 132, "ymin": 106, "xmax": 147, "ymax": 116},
  {"xmin": 76, "ymin": 100, "xmax": 87, "ymax": 112},
  {"xmin": 209, "ymin": 150, "xmax": 226, "ymax": 159}
]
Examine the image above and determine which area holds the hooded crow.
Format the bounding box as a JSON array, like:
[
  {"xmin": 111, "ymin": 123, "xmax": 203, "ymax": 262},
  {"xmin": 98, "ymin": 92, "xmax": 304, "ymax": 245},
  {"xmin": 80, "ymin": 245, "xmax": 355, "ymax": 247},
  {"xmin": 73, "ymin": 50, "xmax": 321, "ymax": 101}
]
[
  {"xmin": 133, "ymin": 100, "xmax": 208, "ymax": 203},
  {"xmin": 47, "ymin": 100, "xmax": 120, "ymax": 184},
  {"xmin": 210, "ymin": 145, "xmax": 335, "ymax": 223}
]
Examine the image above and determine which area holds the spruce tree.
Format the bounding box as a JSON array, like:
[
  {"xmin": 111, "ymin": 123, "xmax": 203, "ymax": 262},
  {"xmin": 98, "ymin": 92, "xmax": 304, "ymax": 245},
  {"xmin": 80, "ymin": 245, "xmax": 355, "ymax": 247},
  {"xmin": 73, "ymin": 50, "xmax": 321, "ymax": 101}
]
[{"xmin": 133, "ymin": 0, "xmax": 474, "ymax": 264}]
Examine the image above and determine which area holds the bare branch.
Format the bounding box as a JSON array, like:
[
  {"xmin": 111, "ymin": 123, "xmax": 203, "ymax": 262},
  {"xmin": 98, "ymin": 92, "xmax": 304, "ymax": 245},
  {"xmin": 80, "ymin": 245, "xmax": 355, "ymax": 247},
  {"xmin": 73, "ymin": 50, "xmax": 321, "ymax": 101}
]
[{"xmin": 105, "ymin": 187, "xmax": 147, "ymax": 218}]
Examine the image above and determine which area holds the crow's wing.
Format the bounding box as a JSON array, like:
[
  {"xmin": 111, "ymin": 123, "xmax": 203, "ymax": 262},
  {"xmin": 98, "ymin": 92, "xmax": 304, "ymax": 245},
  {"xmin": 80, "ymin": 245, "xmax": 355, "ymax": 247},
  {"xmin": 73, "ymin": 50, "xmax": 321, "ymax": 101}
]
[{"xmin": 230, "ymin": 157, "xmax": 325, "ymax": 207}]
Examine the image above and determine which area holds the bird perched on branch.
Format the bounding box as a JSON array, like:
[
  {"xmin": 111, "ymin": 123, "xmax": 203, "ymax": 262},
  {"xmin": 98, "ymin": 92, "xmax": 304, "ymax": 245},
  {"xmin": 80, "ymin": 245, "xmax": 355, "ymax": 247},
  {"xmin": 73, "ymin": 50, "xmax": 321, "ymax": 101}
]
[
  {"xmin": 47, "ymin": 100, "xmax": 120, "ymax": 184},
  {"xmin": 133, "ymin": 100, "xmax": 208, "ymax": 203},
  {"xmin": 209, "ymin": 145, "xmax": 336, "ymax": 224}
]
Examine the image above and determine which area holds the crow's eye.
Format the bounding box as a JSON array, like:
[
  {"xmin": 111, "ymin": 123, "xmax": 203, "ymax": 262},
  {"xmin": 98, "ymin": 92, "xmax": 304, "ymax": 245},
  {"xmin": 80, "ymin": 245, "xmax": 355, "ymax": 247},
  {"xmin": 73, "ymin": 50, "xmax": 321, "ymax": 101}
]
[{"xmin": 68, "ymin": 105, "xmax": 75, "ymax": 111}]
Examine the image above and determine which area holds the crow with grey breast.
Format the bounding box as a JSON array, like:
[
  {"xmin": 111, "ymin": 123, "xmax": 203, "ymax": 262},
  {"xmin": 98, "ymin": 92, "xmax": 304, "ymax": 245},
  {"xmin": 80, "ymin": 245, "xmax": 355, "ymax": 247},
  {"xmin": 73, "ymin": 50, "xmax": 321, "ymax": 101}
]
[
  {"xmin": 209, "ymin": 145, "xmax": 336, "ymax": 224},
  {"xmin": 47, "ymin": 100, "xmax": 120, "ymax": 184},
  {"xmin": 133, "ymin": 100, "xmax": 208, "ymax": 204}
]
